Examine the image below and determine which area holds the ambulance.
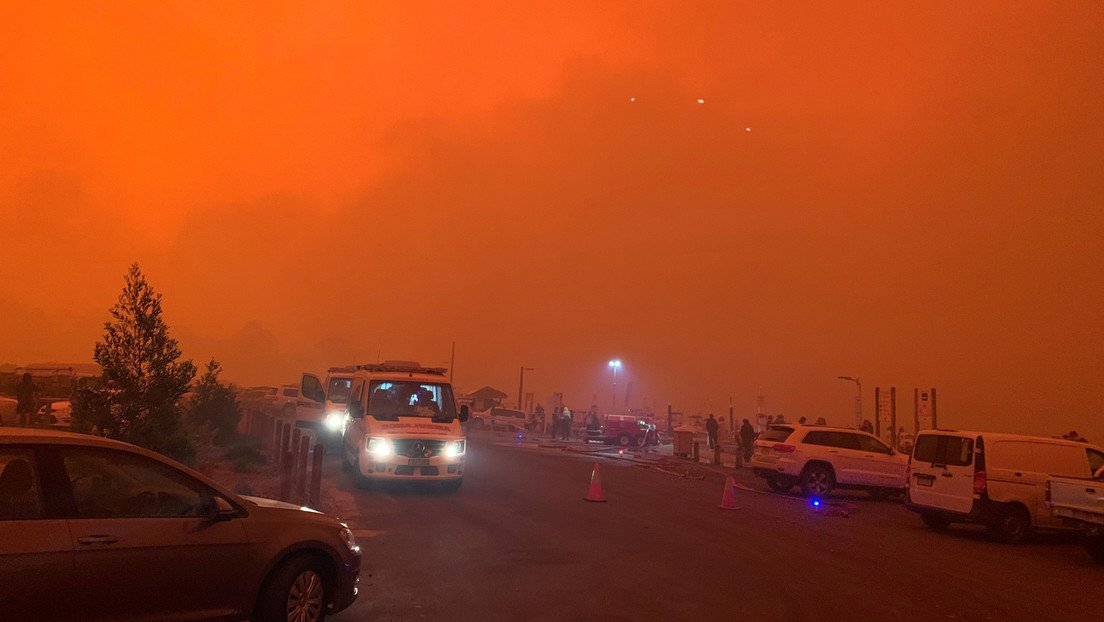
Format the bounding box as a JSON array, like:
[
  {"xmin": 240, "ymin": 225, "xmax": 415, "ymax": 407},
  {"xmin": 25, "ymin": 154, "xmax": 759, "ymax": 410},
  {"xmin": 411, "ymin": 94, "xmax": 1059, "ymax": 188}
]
[{"xmin": 317, "ymin": 361, "xmax": 469, "ymax": 491}]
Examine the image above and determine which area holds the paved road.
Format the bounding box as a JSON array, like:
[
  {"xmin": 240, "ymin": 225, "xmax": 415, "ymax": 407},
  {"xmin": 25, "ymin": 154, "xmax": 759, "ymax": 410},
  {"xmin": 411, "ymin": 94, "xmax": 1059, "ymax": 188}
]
[{"xmin": 330, "ymin": 435, "xmax": 1102, "ymax": 622}]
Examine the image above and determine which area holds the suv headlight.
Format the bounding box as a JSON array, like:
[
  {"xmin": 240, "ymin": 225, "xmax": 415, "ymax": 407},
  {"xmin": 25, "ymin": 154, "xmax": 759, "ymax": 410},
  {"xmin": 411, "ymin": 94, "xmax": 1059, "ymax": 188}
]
[
  {"xmin": 367, "ymin": 437, "xmax": 393, "ymax": 457},
  {"xmin": 444, "ymin": 440, "xmax": 465, "ymax": 458},
  {"xmin": 338, "ymin": 524, "xmax": 360, "ymax": 554}
]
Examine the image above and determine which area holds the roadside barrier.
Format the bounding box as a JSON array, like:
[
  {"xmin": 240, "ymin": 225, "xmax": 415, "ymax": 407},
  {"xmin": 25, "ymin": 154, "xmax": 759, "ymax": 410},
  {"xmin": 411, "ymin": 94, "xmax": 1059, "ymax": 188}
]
[{"xmin": 584, "ymin": 463, "xmax": 607, "ymax": 502}]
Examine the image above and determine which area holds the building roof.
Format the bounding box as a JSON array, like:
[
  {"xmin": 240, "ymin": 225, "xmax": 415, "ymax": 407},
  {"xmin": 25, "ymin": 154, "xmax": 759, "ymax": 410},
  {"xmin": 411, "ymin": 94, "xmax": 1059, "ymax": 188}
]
[{"xmin": 468, "ymin": 386, "xmax": 508, "ymax": 399}]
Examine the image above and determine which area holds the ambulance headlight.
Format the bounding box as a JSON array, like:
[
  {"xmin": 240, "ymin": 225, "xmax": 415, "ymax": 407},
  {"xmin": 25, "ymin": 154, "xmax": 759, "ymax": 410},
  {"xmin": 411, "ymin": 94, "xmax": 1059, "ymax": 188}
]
[
  {"xmin": 324, "ymin": 412, "xmax": 344, "ymax": 432},
  {"xmin": 444, "ymin": 440, "xmax": 466, "ymax": 458},
  {"xmin": 367, "ymin": 437, "xmax": 393, "ymax": 457}
]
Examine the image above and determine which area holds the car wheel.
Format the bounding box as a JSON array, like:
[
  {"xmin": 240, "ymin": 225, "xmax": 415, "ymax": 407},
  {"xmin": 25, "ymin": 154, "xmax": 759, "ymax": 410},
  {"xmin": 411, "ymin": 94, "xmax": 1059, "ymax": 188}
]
[
  {"xmin": 617, "ymin": 434, "xmax": 631, "ymax": 447},
  {"xmin": 989, "ymin": 505, "xmax": 1031, "ymax": 544},
  {"xmin": 766, "ymin": 477, "xmax": 793, "ymax": 493},
  {"xmin": 255, "ymin": 555, "xmax": 327, "ymax": 622},
  {"xmin": 920, "ymin": 512, "xmax": 951, "ymax": 531},
  {"xmin": 441, "ymin": 478, "xmax": 463, "ymax": 493},
  {"xmin": 799, "ymin": 464, "xmax": 835, "ymax": 497}
]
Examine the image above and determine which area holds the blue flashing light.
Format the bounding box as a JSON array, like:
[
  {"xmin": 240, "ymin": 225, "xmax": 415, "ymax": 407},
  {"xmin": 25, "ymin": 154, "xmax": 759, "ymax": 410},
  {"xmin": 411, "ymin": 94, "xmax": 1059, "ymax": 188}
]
[
  {"xmin": 517, "ymin": 433, "xmax": 524, "ymax": 439},
  {"xmin": 811, "ymin": 499, "xmax": 821, "ymax": 507}
]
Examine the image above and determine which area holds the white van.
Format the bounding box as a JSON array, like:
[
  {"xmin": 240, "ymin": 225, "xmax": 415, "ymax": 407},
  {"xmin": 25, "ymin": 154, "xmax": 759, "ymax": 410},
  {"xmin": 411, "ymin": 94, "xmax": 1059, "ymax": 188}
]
[
  {"xmin": 907, "ymin": 429, "xmax": 1104, "ymax": 542},
  {"xmin": 323, "ymin": 361, "xmax": 469, "ymax": 491}
]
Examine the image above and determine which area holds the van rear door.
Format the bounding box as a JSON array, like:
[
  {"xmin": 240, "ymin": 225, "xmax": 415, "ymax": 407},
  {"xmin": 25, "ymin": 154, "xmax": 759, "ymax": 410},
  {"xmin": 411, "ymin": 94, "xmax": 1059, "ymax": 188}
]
[{"xmin": 909, "ymin": 433, "xmax": 975, "ymax": 513}]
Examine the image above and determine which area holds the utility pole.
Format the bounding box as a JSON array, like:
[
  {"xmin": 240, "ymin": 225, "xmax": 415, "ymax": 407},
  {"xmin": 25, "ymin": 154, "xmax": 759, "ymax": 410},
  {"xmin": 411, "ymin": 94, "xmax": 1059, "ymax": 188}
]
[
  {"xmin": 449, "ymin": 341, "xmax": 455, "ymax": 383},
  {"xmin": 518, "ymin": 366, "xmax": 533, "ymax": 412},
  {"xmin": 837, "ymin": 376, "xmax": 862, "ymax": 428}
]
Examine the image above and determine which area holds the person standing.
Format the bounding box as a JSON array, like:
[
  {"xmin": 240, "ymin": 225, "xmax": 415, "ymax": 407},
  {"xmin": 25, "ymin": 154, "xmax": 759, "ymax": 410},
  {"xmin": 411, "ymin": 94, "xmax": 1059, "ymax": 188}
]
[
  {"xmin": 15, "ymin": 373, "xmax": 37, "ymax": 426},
  {"xmin": 740, "ymin": 418, "xmax": 756, "ymax": 463},
  {"xmin": 560, "ymin": 408, "xmax": 573, "ymax": 441},
  {"xmin": 550, "ymin": 406, "xmax": 561, "ymax": 439},
  {"xmin": 705, "ymin": 414, "xmax": 719, "ymax": 449}
]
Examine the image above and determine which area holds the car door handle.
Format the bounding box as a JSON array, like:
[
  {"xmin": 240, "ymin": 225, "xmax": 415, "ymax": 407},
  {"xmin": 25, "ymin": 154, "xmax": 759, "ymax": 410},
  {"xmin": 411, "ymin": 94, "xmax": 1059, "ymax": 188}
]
[
  {"xmin": 941, "ymin": 472, "xmax": 953, "ymax": 478},
  {"xmin": 77, "ymin": 534, "xmax": 118, "ymax": 545},
  {"xmin": 1088, "ymin": 488, "xmax": 1097, "ymax": 494},
  {"xmin": 1014, "ymin": 472, "xmax": 1023, "ymax": 477}
]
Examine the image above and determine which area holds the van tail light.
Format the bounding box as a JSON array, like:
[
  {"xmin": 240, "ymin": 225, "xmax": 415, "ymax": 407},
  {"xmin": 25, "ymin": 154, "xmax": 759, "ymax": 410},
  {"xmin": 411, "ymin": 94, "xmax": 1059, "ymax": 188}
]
[
  {"xmin": 772, "ymin": 444, "xmax": 796, "ymax": 453},
  {"xmin": 973, "ymin": 471, "xmax": 987, "ymax": 495}
]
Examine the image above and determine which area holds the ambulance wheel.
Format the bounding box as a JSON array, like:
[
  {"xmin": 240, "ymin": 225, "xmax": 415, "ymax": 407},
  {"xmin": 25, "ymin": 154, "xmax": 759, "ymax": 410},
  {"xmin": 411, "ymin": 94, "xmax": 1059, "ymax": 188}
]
[{"xmin": 617, "ymin": 434, "xmax": 631, "ymax": 447}]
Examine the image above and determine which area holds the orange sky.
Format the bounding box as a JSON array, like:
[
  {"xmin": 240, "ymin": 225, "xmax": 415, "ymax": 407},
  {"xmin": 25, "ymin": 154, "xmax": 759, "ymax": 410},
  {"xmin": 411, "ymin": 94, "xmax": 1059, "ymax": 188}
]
[{"xmin": 2, "ymin": 2, "xmax": 1102, "ymax": 438}]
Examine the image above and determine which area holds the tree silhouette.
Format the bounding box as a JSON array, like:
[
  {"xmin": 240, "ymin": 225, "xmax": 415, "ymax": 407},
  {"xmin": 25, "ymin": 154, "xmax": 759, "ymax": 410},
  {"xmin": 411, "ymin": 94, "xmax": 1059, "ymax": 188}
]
[{"xmin": 72, "ymin": 263, "xmax": 197, "ymax": 463}]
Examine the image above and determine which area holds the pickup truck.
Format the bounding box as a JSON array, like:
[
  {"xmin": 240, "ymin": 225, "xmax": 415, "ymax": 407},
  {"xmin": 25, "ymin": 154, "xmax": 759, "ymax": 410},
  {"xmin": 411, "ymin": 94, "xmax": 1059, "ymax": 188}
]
[{"xmin": 1046, "ymin": 467, "xmax": 1104, "ymax": 562}]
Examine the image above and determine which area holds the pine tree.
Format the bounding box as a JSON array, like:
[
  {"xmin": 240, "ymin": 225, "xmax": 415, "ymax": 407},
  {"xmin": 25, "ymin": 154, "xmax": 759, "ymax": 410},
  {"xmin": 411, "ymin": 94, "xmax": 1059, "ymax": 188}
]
[
  {"xmin": 72, "ymin": 263, "xmax": 197, "ymax": 463},
  {"xmin": 188, "ymin": 359, "xmax": 242, "ymax": 445}
]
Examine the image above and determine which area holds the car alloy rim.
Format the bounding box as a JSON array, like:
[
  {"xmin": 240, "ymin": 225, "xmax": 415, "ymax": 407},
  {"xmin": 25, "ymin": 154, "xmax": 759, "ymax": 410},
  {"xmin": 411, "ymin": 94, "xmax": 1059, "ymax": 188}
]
[
  {"xmin": 287, "ymin": 569, "xmax": 324, "ymax": 622},
  {"xmin": 810, "ymin": 472, "xmax": 829, "ymax": 493}
]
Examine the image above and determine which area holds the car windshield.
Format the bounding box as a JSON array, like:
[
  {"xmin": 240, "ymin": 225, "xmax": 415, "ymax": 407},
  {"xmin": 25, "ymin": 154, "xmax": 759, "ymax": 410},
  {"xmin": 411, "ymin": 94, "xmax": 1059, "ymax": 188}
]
[
  {"xmin": 367, "ymin": 381, "xmax": 456, "ymax": 421},
  {"xmin": 328, "ymin": 377, "xmax": 352, "ymax": 403}
]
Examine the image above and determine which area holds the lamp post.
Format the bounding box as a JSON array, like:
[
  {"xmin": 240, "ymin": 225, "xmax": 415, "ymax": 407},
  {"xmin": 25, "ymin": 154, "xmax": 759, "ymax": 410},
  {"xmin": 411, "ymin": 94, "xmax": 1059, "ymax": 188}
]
[
  {"xmin": 518, "ymin": 366, "xmax": 534, "ymax": 412},
  {"xmin": 837, "ymin": 376, "xmax": 862, "ymax": 429},
  {"xmin": 608, "ymin": 359, "xmax": 622, "ymax": 412}
]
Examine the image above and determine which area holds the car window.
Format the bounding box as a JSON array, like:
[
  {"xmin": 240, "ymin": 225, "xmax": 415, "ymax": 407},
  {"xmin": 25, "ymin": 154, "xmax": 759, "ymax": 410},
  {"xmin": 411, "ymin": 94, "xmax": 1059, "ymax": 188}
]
[
  {"xmin": 61, "ymin": 449, "xmax": 211, "ymax": 519},
  {"xmin": 857, "ymin": 435, "xmax": 891, "ymax": 454},
  {"xmin": 282, "ymin": 388, "xmax": 300, "ymax": 398},
  {"xmin": 801, "ymin": 431, "xmax": 832, "ymax": 446},
  {"xmin": 0, "ymin": 448, "xmax": 44, "ymax": 520},
  {"xmin": 941, "ymin": 437, "xmax": 974, "ymax": 467},
  {"xmin": 828, "ymin": 432, "xmax": 862, "ymax": 450},
  {"xmin": 1088, "ymin": 449, "xmax": 1104, "ymax": 478},
  {"xmin": 913, "ymin": 435, "xmax": 939, "ymax": 463},
  {"xmin": 759, "ymin": 427, "xmax": 794, "ymax": 442}
]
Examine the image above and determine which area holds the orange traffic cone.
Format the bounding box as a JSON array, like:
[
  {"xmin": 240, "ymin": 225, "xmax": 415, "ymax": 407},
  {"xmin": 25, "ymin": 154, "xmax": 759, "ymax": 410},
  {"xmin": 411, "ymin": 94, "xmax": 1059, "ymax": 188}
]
[
  {"xmin": 719, "ymin": 475, "xmax": 740, "ymax": 510},
  {"xmin": 584, "ymin": 463, "xmax": 607, "ymax": 502}
]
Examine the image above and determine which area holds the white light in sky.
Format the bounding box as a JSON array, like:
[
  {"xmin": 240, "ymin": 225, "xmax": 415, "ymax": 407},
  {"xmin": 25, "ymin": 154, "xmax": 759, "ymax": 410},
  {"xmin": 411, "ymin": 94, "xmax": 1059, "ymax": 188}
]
[
  {"xmin": 630, "ymin": 97, "xmax": 636, "ymax": 102},
  {"xmin": 696, "ymin": 99, "xmax": 705, "ymax": 104}
]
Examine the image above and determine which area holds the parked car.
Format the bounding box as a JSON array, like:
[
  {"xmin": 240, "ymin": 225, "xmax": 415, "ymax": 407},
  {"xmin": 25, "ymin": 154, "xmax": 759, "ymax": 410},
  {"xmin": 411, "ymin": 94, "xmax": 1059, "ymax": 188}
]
[
  {"xmin": 585, "ymin": 414, "xmax": 653, "ymax": 447},
  {"xmin": 1047, "ymin": 466, "xmax": 1104, "ymax": 562},
  {"xmin": 0, "ymin": 428, "xmax": 361, "ymax": 621},
  {"xmin": 749, "ymin": 424, "xmax": 907, "ymax": 498},
  {"xmin": 470, "ymin": 407, "xmax": 531, "ymax": 432},
  {"xmin": 906, "ymin": 429, "xmax": 1104, "ymax": 543}
]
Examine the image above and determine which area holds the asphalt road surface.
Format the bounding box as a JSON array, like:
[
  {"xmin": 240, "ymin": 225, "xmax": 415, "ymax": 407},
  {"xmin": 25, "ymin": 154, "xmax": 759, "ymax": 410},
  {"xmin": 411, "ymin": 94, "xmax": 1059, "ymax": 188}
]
[{"xmin": 331, "ymin": 435, "xmax": 1102, "ymax": 622}]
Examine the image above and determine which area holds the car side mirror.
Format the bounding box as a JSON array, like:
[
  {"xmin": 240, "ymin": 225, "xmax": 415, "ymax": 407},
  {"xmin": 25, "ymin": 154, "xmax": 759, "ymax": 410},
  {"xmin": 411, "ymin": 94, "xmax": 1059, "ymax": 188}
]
[
  {"xmin": 204, "ymin": 496, "xmax": 236, "ymax": 521},
  {"xmin": 459, "ymin": 404, "xmax": 470, "ymax": 423},
  {"xmin": 348, "ymin": 402, "xmax": 363, "ymax": 419}
]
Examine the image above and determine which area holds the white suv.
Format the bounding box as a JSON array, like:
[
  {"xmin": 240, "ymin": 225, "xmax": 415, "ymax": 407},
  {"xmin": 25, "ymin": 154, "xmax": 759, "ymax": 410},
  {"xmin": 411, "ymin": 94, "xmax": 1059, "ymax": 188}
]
[{"xmin": 750, "ymin": 424, "xmax": 907, "ymax": 498}]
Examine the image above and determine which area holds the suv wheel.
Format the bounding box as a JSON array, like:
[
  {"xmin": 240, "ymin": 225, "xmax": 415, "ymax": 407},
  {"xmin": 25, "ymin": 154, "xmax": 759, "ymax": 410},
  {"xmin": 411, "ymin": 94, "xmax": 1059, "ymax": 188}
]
[
  {"xmin": 989, "ymin": 505, "xmax": 1031, "ymax": 543},
  {"xmin": 800, "ymin": 464, "xmax": 835, "ymax": 497},
  {"xmin": 920, "ymin": 512, "xmax": 951, "ymax": 531},
  {"xmin": 617, "ymin": 434, "xmax": 631, "ymax": 447},
  {"xmin": 256, "ymin": 555, "xmax": 327, "ymax": 622}
]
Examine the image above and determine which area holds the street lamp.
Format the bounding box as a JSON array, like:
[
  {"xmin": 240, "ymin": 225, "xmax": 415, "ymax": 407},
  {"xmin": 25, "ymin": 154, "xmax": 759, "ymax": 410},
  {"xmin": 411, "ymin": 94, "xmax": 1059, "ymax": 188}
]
[
  {"xmin": 608, "ymin": 359, "xmax": 622, "ymax": 412},
  {"xmin": 518, "ymin": 366, "xmax": 534, "ymax": 412},
  {"xmin": 837, "ymin": 376, "xmax": 862, "ymax": 429}
]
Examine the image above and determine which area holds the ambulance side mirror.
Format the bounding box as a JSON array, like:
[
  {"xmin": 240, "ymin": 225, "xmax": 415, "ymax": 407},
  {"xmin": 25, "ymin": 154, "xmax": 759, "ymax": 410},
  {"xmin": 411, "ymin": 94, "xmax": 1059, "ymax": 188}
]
[{"xmin": 459, "ymin": 404, "xmax": 470, "ymax": 423}]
